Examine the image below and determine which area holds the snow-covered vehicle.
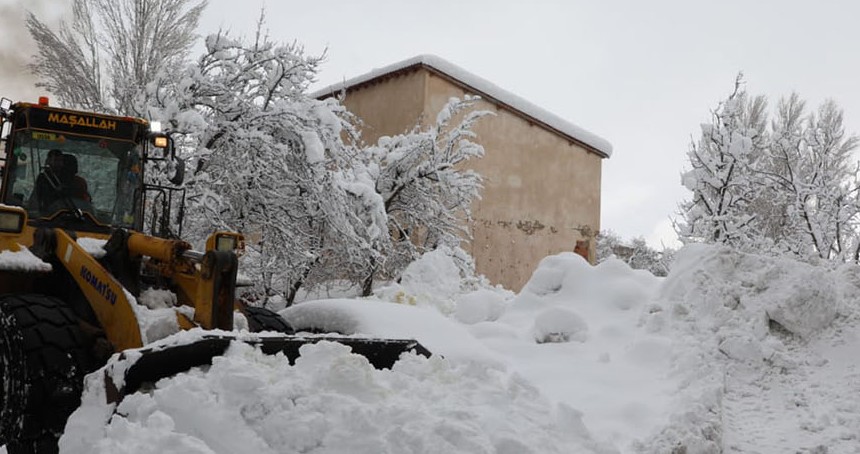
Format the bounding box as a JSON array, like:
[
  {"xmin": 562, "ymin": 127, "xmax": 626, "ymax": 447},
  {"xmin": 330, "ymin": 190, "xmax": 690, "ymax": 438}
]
[{"xmin": 0, "ymin": 97, "xmax": 429, "ymax": 453}]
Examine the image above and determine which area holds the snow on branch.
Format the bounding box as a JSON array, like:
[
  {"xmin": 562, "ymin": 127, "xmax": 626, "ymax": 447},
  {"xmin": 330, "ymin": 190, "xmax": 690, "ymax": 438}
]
[{"xmin": 678, "ymin": 75, "xmax": 860, "ymax": 262}]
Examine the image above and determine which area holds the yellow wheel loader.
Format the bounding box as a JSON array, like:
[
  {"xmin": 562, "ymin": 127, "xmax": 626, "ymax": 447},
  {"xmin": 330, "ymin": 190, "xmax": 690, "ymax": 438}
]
[{"xmin": 0, "ymin": 97, "xmax": 429, "ymax": 453}]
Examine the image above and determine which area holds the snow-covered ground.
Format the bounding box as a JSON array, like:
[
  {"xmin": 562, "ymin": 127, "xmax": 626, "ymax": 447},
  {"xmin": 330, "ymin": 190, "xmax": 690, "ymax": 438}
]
[{"xmin": 10, "ymin": 244, "xmax": 860, "ymax": 453}]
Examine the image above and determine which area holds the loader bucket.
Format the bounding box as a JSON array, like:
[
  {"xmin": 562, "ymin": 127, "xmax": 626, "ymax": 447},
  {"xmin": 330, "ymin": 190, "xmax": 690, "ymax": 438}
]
[{"xmin": 104, "ymin": 334, "xmax": 432, "ymax": 403}]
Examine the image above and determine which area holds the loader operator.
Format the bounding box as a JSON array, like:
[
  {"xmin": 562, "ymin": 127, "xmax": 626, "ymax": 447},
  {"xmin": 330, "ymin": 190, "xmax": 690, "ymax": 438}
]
[{"xmin": 29, "ymin": 149, "xmax": 91, "ymax": 215}]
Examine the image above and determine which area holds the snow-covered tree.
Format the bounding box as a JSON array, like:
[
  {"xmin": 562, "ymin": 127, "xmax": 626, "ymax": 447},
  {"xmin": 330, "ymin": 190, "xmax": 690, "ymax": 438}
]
[
  {"xmin": 27, "ymin": 0, "xmax": 205, "ymax": 115},
  {"xmin": 596, "ymin": 230, "xmax": 675, "ymax": 276},
  {"xmin": 29, "ymin": 6, "xmax": 492, "ymax": 303},
  {"xmin": 146, "ymin": 22, "xmax": 390, "ymax": 305},
  {"xmin": 676, "ymin": 74, "xmax": 767, "ymax": 247},
  {"xmin": 757, "ymin": 96, "xmax": 860, "ymax": 260},
  {"xmin": 678, "ymin": 77, "xmax": 860, "ymax": 263},
  {"xmin": 357, "ymin": 96, "xmax": 492, "ymax": 294}
]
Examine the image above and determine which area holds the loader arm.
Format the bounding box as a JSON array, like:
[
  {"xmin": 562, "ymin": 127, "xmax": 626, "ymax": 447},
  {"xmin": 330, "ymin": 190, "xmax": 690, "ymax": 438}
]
[
  {"xmin": 170, "ymin": 250, "xmax": 238, "ymax": 331},
  {"xmin": 53, "ymin": 228, "xmax": 240, "ymax": 353},
  {"xmin": 52, "ymin": 229, "xmax": 144, "ymax": 351},
  {"xmin": 125, "ymin": 232, "xmax": 237, "ymax": 331}
]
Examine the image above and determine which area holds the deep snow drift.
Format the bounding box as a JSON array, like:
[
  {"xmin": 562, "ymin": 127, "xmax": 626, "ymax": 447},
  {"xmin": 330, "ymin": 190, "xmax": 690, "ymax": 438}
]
[{"xmin": 15, "ymin": 244, "xmax": 859, "ymax": 453}]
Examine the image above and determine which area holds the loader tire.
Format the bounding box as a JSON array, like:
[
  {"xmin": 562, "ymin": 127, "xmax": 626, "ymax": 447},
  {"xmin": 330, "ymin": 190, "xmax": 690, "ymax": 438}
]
[
  {"xmin": 0, "ymin": 294, "xmax": 96, "ymax": 454},
  {"xmin": 244, "ymin": 306, "xmax": 295, "ymax": 334}
]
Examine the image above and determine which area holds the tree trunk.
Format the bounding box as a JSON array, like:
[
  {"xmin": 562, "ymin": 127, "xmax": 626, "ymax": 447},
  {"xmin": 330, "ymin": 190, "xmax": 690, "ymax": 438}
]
[
  {"xmin": 285, "ymin": 279, "xmax": 302, "ymax": 307},
  {"xmin": 361, "ymin": 258, "xmax": 377, "ymax": 297}
]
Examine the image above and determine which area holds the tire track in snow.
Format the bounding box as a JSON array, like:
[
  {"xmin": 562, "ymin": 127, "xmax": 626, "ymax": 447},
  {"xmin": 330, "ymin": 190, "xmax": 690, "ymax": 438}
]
[{"xmin": 722, "ymin": 319, "xmax": 860, "ymax": 453}]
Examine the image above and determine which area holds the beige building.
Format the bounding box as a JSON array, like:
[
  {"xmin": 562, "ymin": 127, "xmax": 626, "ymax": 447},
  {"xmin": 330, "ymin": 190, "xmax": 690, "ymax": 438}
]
[{"xmin": 315, "ymin": 55, "xmax": 612, "ymax": 291}]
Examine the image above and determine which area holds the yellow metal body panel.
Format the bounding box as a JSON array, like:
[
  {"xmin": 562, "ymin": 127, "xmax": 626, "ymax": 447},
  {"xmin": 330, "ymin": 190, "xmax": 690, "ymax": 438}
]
[
  {"xmin": 173, "ymin": 271, "xmax": 216, "ymax": 328},
  {"xmin": 0, "ymin": 228, "xmax": 31, "ymax": 252},
  {"xmin": 175, "ymin": 311, "xmax": 196, "ymax": 330},
  {"xmin": 53, "ymin": 229, "xmax": 144, "ymax": 351},
  {"xmin": 128, "ymin": 235, "xmax": 235, "ymax": 331},
  {"xmin": 128, "ymin": 232, "xmax": 190, "ymax": 262},
  {"xmin": 170, "ymin": 253, "xmax": 234, "ymax": 331}
]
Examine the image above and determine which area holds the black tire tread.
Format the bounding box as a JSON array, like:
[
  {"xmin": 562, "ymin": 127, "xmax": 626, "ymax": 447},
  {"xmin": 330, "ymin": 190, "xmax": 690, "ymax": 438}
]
[
  {"xmin": 0, "ymin": 294, "xmax": 95, "ymax": 454},
  {"xmin": 244, "ymin": 306, "xmax": 294, "ymax": 334}
]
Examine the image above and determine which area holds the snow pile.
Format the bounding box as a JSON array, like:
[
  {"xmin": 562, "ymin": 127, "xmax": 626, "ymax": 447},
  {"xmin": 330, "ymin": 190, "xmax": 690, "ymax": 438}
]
[
  {"xmin": 45, "ymin": 243, "xmax": 860, "ymax": 452},
  {"xmin": 653, "ymin": 244, "xmax": 843, "ymax": 379},
  {"xmin": 660, "ymin": 244, "xmax": 839, "ymax": 341},
  {"xmin": 288, "ymin": 250, "xmax": 676, "ymax": 450},
  {"xmin": 477, "ymin": 253, "xmax": 672, "ymax": 450},
  {"xmin": 132, "ymin": 289, "xmax": 255, "ymax": 345},
  {"xmin": 280, "ymin": 299, "xmax": 504, "ymax": 365},
  {"xmin": 453, "ymin": 287, "xmax": 507, "ymax": 324},
  {"xmin": 376, "ymin": 247, "xmax": 463, "ymax": 312},
  {"xmin": 374, "ymin": 246, "xmax": 513, "ymax": 320},
  {"xmin": 131, "ymin": 289, "xmax": 182, "ymax": 344},
  {"xmin": 61, "ymin": 340, "xmax": 609, "ymax": 454},
  {"xmin": 636, "ymin": 244, "xmax": 856, "ymax": 452}
]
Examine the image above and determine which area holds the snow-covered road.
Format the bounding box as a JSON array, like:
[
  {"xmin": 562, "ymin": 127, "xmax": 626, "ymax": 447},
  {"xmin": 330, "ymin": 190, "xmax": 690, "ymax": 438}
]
[{"xmin": 722, "ymin": 315, "xmax": 860, "ymax": 453}]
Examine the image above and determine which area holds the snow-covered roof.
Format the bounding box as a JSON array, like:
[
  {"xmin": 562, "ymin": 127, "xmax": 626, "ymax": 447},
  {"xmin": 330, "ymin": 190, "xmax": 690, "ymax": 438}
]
[{"xmin": 312, "ymin": 55, "xmax": 613, "ymax": 158}]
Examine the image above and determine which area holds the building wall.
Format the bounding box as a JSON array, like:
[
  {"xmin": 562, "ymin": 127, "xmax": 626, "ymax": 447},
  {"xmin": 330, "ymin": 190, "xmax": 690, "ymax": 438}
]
[
  {"xmin": 339, "ymin": 68, "xmax": 602, "ymax": 291},
  {"xmin": 337, "ymin": 69, "xmax": 427, "ymax": 144}
]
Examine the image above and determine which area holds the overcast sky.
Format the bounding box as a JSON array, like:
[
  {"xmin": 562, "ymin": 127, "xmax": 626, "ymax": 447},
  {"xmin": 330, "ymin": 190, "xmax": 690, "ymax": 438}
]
[{"xmin": 4, "ymin": 0, "xmax": 860, "ymax": 248}]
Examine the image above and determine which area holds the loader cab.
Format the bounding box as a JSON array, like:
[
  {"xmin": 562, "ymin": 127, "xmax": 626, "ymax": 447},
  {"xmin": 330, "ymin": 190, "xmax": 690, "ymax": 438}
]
[{"xmin": 0, "ymin": 99, "xmax": 164, "ymax": 233}]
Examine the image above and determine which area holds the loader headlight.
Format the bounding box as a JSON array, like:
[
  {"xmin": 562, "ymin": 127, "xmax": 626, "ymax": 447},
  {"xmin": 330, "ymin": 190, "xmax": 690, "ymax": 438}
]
[
  {"xmin": 153, "ymin": 135, "xmax": 169, "ymax": 148},
  {"xmin": 0, "ymin": 208, "xmax": 25, "ymax": 233},
  {"xmin": 206, "ymin": 231, "xmax": 244, "ymax": 254},
  {"xmin": 215, "ymin": 235, "xmax": 236, "ymax": 251}
]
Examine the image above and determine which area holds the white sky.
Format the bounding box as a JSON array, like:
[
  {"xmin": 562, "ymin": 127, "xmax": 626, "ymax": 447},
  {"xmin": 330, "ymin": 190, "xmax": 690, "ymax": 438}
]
[
  {"xmin": 200, "ymin": 0, "xmax": 860, "ymax": 248},
  {"xmin": 4, "ymin": 0, "xmax": 860, "ymax": 248}
]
